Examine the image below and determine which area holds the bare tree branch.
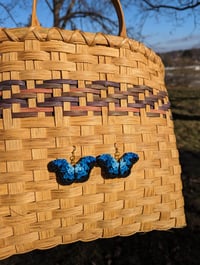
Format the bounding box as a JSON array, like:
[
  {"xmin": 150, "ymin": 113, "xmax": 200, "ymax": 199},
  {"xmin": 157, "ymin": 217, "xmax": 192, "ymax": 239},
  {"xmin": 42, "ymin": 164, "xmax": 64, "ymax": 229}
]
[
  {"xmin": 143, "ymin": 0, "xmax": 200, "ymax": 11},
  {"xmin": 0, "ymin": 2, "xmax": 19, "ymax": 26},
  {"xmin": 59, "ymin": 10, "xmax": 117, "ymax": 30},
  {"xmin": 0, "ymin": 0, "xmax": 200, "ymax": 44},
  {"xmin": 43, "ymin": 0, "xmax": 118, "ymax": 34},
  {"xmin": 45, "ymin": 0, "xmax": 53, "ymax": 12},
  {"xmin": 53, "ymin": 0, "xmax": 65, "ymax": 27},
  {"xmin": 60, "ymin": 0, "xmax": 76, "ymax": 28}
]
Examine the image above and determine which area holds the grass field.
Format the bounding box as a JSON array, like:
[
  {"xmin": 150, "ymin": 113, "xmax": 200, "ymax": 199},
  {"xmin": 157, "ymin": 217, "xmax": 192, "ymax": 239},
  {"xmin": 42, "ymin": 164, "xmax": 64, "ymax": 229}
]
[
  {"xmin": 168, "ymin": 85, "xmax": 200, "ymax": 152},
  {"xmin": 168, "ymin": 84, "xmax": 200, "ymax": 236}
]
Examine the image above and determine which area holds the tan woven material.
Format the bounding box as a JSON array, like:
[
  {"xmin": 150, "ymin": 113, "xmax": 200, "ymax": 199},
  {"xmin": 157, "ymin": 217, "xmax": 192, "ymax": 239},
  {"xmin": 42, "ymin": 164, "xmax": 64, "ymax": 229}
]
[{"xmin": 0, "ymin": 0, "xmax": 185, "ymax": 259}]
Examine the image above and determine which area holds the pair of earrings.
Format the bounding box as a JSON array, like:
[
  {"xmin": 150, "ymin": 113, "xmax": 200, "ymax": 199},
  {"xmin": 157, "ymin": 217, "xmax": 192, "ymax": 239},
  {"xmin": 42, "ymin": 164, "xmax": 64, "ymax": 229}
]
[{"xmin": 48, "ymin": 144, "xmax": 139, "ymax": 185}]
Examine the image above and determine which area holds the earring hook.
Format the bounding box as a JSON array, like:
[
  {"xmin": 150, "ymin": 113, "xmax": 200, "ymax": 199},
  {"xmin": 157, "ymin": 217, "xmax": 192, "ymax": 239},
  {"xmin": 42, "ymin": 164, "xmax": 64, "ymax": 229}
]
[
  {"xmin": 114, "ymin": 143, "xmax": 120, "ymax": 160},
  {"xmin": 70, "ymin": 146, "xmax": 76, "ymax": 165}
]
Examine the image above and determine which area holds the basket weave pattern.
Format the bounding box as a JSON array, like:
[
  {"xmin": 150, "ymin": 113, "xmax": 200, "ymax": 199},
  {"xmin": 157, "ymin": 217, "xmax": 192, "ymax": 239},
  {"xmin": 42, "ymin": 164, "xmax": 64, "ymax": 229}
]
[
  {"xmin": 0, "ymin": 79, "xmax": 170, "ymax": 118},
  {"xmin": 0, "ymin": 26, "xmax": 186, "ymax": 259}
]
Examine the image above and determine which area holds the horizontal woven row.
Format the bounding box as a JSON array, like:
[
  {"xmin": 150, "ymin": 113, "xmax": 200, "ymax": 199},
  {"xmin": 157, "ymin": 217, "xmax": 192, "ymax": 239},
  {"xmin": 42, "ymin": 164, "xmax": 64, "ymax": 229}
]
[
  {"xmin": 0, "ymin": 79, "xmax": 170, "ymax": 118},
  {"xmin": 0, "ymin": 25, "xmax": 185, "ymax": 259},
  {"xmin": 0, "ymin": 28, "xmax": 166, "ymax": 95},
  {"xmin": 0, "ymin": 113, "xmax": 186, "ymax": 259},
  {"xmin": 0, "ymin": 27, "xmax": 163, "ymax": 68}
]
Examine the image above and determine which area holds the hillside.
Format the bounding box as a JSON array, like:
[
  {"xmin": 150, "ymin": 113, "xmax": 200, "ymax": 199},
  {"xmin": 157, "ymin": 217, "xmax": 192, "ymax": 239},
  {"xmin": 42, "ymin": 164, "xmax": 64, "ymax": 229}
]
[
  {"xmin": 160, "ymin": 48, "xmax": 200, "ymax": 89},
  {"xmin": 159, "ymin": 48, "xmax": 200, "ymax": 67},
  {"xmin": 161, "ymin": 48, "xmax": 200, "ymax": 248}
]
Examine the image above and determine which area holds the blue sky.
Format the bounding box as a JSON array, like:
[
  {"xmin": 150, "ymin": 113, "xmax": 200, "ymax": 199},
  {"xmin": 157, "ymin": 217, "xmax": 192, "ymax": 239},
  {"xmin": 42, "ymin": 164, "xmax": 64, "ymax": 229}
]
[
  {"xmin": 1, "ymin": 1, "xmax": 200, "ymax": 53},
  {"xmin": 141, "ymin": 14, "xmax": 200, "ymax": 52},
  {"xmin": 124, "ymin": 2, "xmax": 200, "ymax": 52}
]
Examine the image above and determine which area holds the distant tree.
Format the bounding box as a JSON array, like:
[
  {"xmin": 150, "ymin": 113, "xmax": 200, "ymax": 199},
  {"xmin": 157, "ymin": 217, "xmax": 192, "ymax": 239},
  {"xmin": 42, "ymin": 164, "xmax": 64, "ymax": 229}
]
[
  {"xmin": 0, "ymin": 0, "xmax": 121, "ymax": 35},
  {"xmin": 182, "ymin": 49, "xmax": 192, "ymax": 58},
  {"xmin": 43, "ymin": 0, "xmax": 118, "ymax": 33}
]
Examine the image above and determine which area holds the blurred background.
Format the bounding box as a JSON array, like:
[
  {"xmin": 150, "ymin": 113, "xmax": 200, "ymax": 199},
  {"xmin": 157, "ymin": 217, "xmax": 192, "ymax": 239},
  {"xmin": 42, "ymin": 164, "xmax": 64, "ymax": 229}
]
[{"xmin": 1, "ymin": 0, "xmax": 200, "ymax": 52}]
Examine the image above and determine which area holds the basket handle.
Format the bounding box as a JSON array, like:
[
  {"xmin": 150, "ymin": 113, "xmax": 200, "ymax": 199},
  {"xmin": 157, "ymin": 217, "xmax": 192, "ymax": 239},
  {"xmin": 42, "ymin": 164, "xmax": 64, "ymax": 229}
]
[{"xmin": 31, "ymin": 0, "xmax": 127, "ymax": 37}]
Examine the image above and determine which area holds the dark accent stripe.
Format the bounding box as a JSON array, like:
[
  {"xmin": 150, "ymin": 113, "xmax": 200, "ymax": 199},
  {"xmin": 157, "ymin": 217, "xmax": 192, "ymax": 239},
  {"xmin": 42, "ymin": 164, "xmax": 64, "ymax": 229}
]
[{"xmin": 0, "ymin": 79, "xmax": 170, "ymax": 119}]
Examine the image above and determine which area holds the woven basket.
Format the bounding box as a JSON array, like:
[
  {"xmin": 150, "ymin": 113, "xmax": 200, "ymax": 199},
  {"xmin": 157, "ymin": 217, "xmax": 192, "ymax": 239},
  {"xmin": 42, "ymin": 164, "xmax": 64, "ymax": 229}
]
[{"xmin": 0, "ymin": 0, "xmax": 186, "ymax": 259}]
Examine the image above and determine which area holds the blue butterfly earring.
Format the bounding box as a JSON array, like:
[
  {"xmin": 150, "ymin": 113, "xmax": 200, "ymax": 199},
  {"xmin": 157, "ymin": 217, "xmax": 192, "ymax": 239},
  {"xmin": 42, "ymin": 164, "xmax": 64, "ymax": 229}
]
[
  {"xmin": 96, "ymin": 143, "xmax": 139, "ymax": 179},
  {"xmin": 48, "ymin": 146, "xmax": 96, "ymax": 185}
]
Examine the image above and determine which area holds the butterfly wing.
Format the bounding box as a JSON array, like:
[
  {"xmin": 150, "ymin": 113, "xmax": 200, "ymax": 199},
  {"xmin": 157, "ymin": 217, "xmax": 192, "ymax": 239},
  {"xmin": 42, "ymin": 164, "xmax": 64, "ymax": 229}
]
[
  {"xmin": 119, "ymin": 152, "xmax": 139, "ymax": 178},
  {"xmin": 48, "ymin": 159, "xmax": 75, "ymax": 185},
  {"xmin": 97, "ymin": 153, "xmax": 139, "ymax": 179},
  {"xmin": 74, "ymin": 156, "xmax": 96, "ymax": 182},
  {"xmin": 96, "ymin": 154, "xmax": 119, "ymax": 179}
]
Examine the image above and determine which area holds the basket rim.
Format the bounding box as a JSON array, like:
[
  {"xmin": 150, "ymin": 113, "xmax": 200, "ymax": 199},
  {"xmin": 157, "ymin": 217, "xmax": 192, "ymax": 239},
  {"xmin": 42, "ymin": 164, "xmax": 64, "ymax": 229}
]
[{"xmin": 0, "ymin": 26, "xmax": 164, "ymax": 69}]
